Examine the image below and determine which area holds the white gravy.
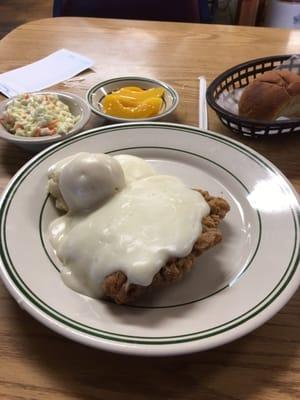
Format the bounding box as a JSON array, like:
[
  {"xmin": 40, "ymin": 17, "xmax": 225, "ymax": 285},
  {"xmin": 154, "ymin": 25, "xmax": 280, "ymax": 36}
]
[{"xmin": 48, "ymin": 154, "xmax": 210, "ymax": 297}]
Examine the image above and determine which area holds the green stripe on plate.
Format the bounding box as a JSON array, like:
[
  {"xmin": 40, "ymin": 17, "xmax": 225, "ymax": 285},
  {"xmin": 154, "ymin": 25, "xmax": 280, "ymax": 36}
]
[{"xmin": 39, "ymin": 145, "xmax": 262, "ymax": 309}]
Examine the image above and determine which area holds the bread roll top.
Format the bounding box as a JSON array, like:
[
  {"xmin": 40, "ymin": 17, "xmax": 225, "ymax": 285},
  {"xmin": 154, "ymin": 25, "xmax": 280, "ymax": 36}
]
[{"xmin": 239, "ymin": 70, "xmax": 300, "ymax": 121}]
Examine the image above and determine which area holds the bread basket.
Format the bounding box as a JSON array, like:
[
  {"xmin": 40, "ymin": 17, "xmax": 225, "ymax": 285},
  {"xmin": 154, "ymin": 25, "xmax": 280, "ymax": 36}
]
[{"xmin": 206, "ymin": 54, "xmax": 300, "ymax": 137}]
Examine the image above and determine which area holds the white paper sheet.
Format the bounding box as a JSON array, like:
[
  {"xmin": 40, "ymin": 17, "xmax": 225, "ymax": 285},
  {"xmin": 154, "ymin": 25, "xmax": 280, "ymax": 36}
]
[{"xmin": 0, "ymin": 49, "xmax": 94, "ymax": 98}]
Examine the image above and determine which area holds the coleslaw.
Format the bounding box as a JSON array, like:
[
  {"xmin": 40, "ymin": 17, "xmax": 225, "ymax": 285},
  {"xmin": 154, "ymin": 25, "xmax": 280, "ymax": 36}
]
[{"xmin": 0, "ymin": 93, "xmax": 80, "ymax": 137}]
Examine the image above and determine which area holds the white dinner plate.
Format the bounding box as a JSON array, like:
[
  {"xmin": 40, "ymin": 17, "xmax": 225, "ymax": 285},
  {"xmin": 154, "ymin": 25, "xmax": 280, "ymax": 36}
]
[{"xmin": 0, "ymin": 122, "xmax": 299, "ymax": 356}]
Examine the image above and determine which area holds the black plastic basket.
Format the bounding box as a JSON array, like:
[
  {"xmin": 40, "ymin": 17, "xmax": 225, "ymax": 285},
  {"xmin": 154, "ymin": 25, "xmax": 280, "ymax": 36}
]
[{"xmin": 206, "ymin": 54, "xmax": 300, "ymax": 137}]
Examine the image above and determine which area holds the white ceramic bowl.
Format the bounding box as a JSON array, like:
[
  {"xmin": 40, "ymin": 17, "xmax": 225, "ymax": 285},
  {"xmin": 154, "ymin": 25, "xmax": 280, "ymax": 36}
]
[
  {"xmin": 86, "ymin": 76, "xmax": 179, "ymax": 122},
  {"xmin": 0, "ymin": 91, "xmax": 91, "ymax": 152}
]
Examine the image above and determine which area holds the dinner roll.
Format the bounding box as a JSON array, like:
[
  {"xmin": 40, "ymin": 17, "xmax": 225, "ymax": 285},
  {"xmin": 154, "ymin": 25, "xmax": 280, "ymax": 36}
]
[{"xmin": 239, "ymin": 70, "xmax": 300, "ymax": 121}]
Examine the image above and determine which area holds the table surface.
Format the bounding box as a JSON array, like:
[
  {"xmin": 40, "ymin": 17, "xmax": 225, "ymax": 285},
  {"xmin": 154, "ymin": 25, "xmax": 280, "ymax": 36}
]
[{"xmin": 0, "ymin": 17, "xmax": 299, "ymax": 400}]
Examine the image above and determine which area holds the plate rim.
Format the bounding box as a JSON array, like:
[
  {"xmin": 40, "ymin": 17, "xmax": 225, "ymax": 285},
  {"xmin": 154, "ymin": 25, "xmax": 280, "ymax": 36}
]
[{"xmin": 0, "ymin": 122, "xmax": 299, "ymax": 356}]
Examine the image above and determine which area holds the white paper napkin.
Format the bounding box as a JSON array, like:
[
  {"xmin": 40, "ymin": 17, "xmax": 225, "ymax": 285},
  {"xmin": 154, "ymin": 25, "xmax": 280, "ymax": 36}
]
[{"xmin": 0, "ymin": 49, "xmax": 95, "ymax": 98}]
